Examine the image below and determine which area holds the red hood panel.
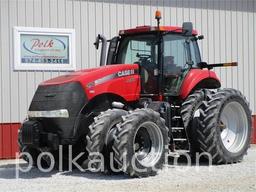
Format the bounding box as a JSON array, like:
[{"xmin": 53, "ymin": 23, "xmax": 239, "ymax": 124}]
[
  {"xmin": 41, "ymin": 64, "xmax": 138, "ymax": 86},
  {"xmin": 41, "ymin": 64, "xmax": 141, "ymax": 102}
]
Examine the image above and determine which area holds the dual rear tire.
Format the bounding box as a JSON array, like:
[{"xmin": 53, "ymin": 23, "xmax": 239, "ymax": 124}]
[
  {"xmin": 196, "ymin": 89, "xmax": 251, "ymax": 164},
  {"xmin": 181, "ymin": 88, "xmax": 251, "ymax": 164}
]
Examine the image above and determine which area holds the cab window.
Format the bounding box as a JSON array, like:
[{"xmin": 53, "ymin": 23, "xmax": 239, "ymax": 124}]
[
  {"xmin": 116, "ymin": 34, "xmax": 157, "ymax": 65},
  {"xmin": 163, "ymin": 34, "xmax": 197, "ymax": 95}
]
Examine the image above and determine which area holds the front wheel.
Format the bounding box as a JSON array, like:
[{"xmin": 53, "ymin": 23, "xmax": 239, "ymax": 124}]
[
  {"xmin": 19, "ymin": 146, "xmax": 50, "ymax": 168},
  {"xmin": 86, "ymin": 109, "xmax": 128, "ymax": 172},
  {"xmin": 197, "ymin": 89, "xmax": 252, "ymax": 164},
  {"xmin": 112, "ymin": 108, "xmax": 169, "ymax": 177}
]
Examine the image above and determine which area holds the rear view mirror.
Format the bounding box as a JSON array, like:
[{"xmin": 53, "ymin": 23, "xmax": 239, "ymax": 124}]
[
  {"xmin": 182, "ymin": 22, "xmax": 193, "ymax": 36},
  {"xmin": 198, "ymin": 35, "xmax": 204, "ymax": 40},
  {"xmin": 94, "ymin": 34, "xmax": 100, "ymax": 49}
]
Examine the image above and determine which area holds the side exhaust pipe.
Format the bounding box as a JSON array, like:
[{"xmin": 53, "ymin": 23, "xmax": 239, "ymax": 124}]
[{"xmin": 94, "ymin": 34, "xmax": 107, "ymax": 66}]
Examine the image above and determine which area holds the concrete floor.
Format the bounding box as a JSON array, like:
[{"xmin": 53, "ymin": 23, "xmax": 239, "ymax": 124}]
[{"xmin": 0, "ymin": 145, "xmax": 255, "ymax": 192}]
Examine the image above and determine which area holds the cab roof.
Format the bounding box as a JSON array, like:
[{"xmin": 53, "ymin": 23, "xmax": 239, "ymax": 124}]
[{"xmin": 119, "ymin": 26, "xmax": 198, "ymax": 36}]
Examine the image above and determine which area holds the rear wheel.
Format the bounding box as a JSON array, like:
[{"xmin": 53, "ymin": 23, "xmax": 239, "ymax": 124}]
[
  {"xmin": 197, "ymin": 89, "xmax": 251, "ymax": 164},
  {"xmin": 181, "ymin": 89, "xmax": 215, "ymax": 156},
  {"xmin": 112, "ymin": 108, "xmax": 169, "ymax": 177},
  {"xmin": 181, "ymin": 90, "xmax": 206, "ymax": 154},
  {"xmin": 86, "ymin": 109, "xmax": 128, "ymax": 172}
]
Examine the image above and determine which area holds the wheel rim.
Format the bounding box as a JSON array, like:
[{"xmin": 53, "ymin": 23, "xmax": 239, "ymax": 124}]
[
  {"xmin": 220, "ymin": 101, "xmax": 248, "ymax": 153},
  {"xmin": 133, "ymin": 121, "xmax": 163, "ymax": 167}
]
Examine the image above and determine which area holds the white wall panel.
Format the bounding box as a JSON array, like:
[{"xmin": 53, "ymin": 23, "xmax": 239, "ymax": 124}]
[
  {"xmin": 0, "ymin": 0, "xmax": 255, "ymax": 123},
  {"xmin": 33, "ymin": 0, "xmax": 44, "ymax": 86},
  {"xmin": 0, "ymin": 1, "xmax": 3, "ymax": 123},
  {"xmin": 0, "ymin": 0, "xmax": 11, "ymax": 123},
  {"xmin": 230, "ymin": 1, "xmax": 238, "ymax": 90},
  {"xmin": 9, "ymin": 0, "xmax": 19, "ymax": 123}
]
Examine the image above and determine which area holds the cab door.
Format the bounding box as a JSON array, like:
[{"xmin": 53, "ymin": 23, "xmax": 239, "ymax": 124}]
[
  {"xmin": 116, "ymin": 34, "xmax": 159, "ymax": 95},
  {"xmin": 162, "ymin": 34, "xmax": 199, "ymax": 95}
]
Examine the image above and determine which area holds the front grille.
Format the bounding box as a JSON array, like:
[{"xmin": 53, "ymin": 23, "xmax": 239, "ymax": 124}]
[
  {"xmin": 29, "ymin": 82, "xmax": 87, "ymax": 140},
  {"xmin": 30, "ymin": 82, "xmax": 86, "ymax": 117}
]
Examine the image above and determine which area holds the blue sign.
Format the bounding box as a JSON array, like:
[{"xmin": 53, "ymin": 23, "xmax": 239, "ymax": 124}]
[{"xmin": 20, "ymin": 34, "xmax": 69, "ymax": 64}]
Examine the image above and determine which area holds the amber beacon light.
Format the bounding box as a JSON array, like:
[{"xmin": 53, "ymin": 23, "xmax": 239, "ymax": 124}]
[
  {"xmin": 155, "ymin": 10, "xmax": 162, "ymax": 20},
  {"xmin": 155, "ymin": 10, "xmax": 161, "ymax": 27}
]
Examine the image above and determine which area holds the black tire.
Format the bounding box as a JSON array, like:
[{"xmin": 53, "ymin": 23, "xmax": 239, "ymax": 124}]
[
  {"xmin": 53, "ymin": 138, "xmax": 88, "ymax": 171},
  {"xmin": 20, "ymin": 144, "xmax": 87, "ymax": 171},
  {"xmin": 19, "ymin": 137, "xmax": 87, "ymax": 170},
  {"xmin": 18, "ymin": 133, "xmax": 49, "ymax": 168},
  {"xmin": 181, "ymin": 90, "xmax": 206, "ymax": 154},
  {"xmin": 197, "ymin": 89, "xmax": 252, "ymax": 164},
  {"xmin": 112, "ymin": 108, "xmax": 169, "ymax": 177},
  {"xmin": 86, "ymin": 109, "xmax": 128, "ymax": 172},
  {"xmin": 19, "ymin": 146, "xmax": 50, "ymax": 168}
]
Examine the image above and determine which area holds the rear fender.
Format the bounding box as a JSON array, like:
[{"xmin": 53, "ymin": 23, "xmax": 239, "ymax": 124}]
[{"xmin": 179, "ymin": 69, "xmax": 221, "ymax": 99}]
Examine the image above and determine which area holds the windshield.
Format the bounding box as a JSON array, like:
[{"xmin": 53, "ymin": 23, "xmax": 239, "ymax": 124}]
[{"xmin": 116, "ymin": 34, "xmax": 158, "ymax": 64}]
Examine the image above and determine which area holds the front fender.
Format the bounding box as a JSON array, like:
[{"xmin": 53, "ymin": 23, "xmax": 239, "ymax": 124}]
[{"xmin": 179, "ymin": 69, "xmax": 220, "ymax": 99}]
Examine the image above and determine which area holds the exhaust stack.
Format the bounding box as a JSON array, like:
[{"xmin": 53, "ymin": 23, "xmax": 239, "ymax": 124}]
[{"xmin": 94, "ymin": 34, "xmax": 107, "ymax": 66}]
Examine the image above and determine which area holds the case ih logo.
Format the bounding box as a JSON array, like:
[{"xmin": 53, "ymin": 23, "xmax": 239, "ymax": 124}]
[
  {"xmin": 87, "ymin": 69, "xmax": 137, "ymax": 89},
  {"xmin": 117, "ymin": 69, "xmax": 135, "ymax": 77}
]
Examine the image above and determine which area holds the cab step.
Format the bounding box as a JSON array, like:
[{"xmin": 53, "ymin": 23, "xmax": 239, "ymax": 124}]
[
  {"xmin": 172, "ymin": 116, "xmax": 182, "ymax": 120},
  {"xmin": 168, "ymin": 150, "xmax": 190, "ymax": 157},
  {"xmin": 173, "ymin": 138, "xmax": 187, "ymax": 141},
  {"xmin": 172, "ymin": 127, "xmax": 184, "ymax": 130}
]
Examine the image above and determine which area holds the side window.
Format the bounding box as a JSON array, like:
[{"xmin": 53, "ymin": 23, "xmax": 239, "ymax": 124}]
[
  {"xmin": 106, "ymin": 36, "xmax": 119, "ymax": 64},
  {"xmin": 163, "ymin": 35, "xmax": 199, "ymax": 69},
  {"xmin": 192, "ymin": 41, "xmax": 201, "ymax": 64},
  {"xmin": 163, "ymin": 34, "xmax": 196, "ymax": 95},
  {"xmin": 163, "ymin": 35, "xmax": 187, "ymax": 69},
  {"xmin": 190, "ymin": 42, "xmax": 197, "ymax": 65}
]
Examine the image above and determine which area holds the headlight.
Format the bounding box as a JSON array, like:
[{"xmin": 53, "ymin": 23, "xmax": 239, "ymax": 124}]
[{"xmin": 28, "ymin": 109, "xmax": 69, "ymax": 118}]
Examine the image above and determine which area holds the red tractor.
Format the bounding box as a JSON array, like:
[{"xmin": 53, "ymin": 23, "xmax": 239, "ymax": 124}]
[{"xmin": 18, "ymin": 11, "xmax": 251, "ymax": 177}]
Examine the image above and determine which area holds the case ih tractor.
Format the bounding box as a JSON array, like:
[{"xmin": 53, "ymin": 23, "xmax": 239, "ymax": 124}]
[{"xmin": 18, "ymin": 11, "xmax": 251, "ymax": 177}]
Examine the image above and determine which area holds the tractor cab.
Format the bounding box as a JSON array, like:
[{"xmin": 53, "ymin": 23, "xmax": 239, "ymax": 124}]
[
  {"xmin": 114, "ymin": 25, "xmax": 201, "ymax": 96},
  {"xmin": 100, "ymin": 13, "xmax": 203, "ymax": 98}
]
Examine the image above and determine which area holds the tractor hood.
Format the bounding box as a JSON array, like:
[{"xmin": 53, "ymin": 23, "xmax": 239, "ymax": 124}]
[
  {"xmin": 40, "ymin": 64, "xmax": 140, "ymax": 101},
  {"xmin": 41, "ymin": 64, "xmax": 139, "ymax": 87}
]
